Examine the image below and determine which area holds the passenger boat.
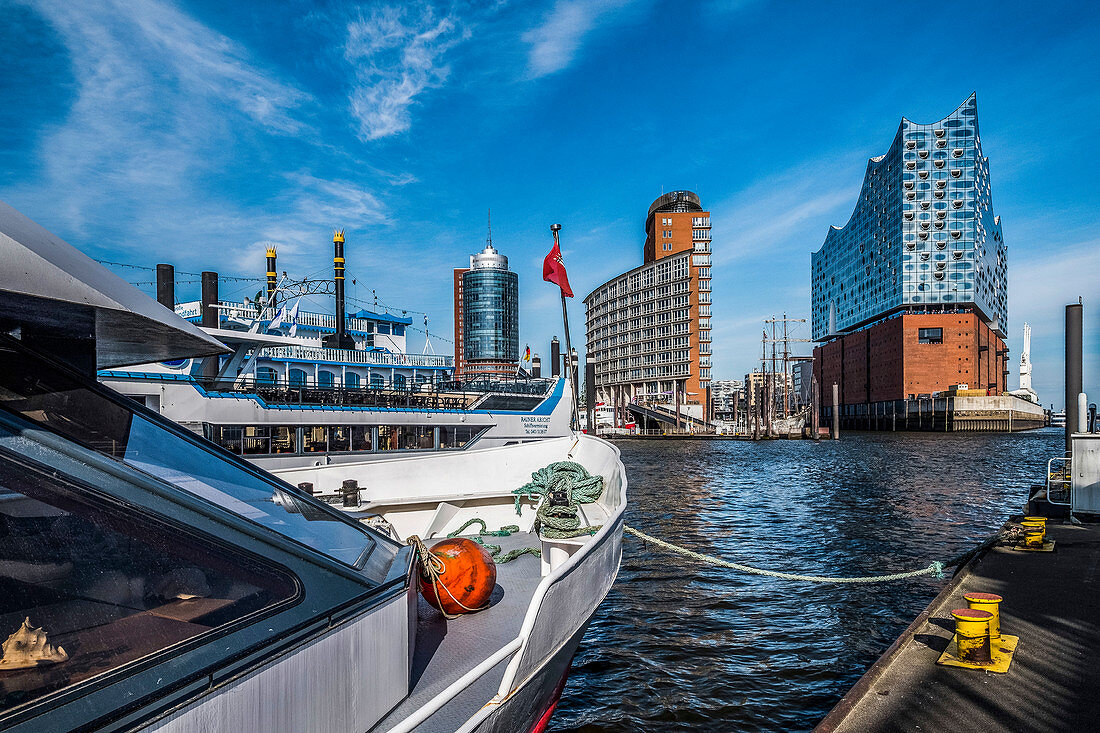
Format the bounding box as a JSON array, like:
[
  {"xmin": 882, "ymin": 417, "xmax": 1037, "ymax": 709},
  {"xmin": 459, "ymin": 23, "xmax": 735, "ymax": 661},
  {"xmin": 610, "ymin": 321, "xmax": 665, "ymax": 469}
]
[
  {"xmin": 0, "ymin": 200, "xmax": 626, "ymax": 732},
  {"xmin": 99, "ymin": 251, "xmax": 574, "ymax": 470}
]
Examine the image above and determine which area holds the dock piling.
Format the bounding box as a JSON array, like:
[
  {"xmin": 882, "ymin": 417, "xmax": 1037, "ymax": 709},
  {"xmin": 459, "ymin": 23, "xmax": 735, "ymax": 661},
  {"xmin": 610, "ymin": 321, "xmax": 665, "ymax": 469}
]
[
  {"xmin": 831, "ymin": 382, "xmax": 840, "ymax": 440},
  {"xmin": 1066, "ymin": 301, "xmax": 1083, "ymax": 452}
]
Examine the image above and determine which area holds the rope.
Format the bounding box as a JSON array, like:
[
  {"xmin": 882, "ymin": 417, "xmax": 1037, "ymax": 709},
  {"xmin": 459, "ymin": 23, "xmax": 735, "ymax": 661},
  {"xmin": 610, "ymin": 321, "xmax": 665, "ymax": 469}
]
[
  {"xmin": 446, "ymin": 518, "xmax": 541, "ymax": 563},
  {"xmin": 622, "ymin": 525, "xmax": 1011, "ymax": 584},
  {"xmin": 512, "ymin": 461, "xmax": 605, "ymax": 539}
]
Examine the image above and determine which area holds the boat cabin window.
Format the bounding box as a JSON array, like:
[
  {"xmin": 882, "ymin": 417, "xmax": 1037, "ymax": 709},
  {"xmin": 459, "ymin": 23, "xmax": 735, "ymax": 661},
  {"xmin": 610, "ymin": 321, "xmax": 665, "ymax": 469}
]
[
  {"xmin": 0, "ymin": 455, "xmax": 295, "ymax": 715},
  {"xmin": 0, "ymin": 337, "xmax": 380, "ymax": 569},
  {"xmin": 439, "ymin": 426, "xmax": 479, "ymax": 448}
]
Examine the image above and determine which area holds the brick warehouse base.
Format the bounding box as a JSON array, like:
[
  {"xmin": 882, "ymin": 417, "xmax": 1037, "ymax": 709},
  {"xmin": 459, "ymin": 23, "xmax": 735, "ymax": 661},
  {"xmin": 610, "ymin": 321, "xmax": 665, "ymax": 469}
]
[{"xmin": 814, "ymin": 311, "xmax": 1008, "ymax": 398}]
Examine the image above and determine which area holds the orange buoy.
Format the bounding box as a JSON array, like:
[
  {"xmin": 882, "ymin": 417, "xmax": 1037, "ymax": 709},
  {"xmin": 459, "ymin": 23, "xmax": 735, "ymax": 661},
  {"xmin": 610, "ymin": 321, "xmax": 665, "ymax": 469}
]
[{"xmin": 418, "ymin": 538, "xmax": 497, "ymax": 617}]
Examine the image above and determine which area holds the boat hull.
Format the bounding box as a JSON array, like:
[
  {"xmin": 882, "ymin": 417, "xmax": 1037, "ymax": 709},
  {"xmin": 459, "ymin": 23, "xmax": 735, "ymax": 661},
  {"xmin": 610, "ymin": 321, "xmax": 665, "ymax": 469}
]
[{"xmin": 469, "ymin": 621, "xmax": 590, "ymax": 733}]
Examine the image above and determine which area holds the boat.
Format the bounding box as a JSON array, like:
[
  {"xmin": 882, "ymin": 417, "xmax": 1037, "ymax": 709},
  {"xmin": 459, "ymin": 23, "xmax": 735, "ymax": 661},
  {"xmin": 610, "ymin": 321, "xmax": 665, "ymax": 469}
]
[
  {"xmin": 99, "ymin": 245, "xmax": 576, "ymax": 470},
  {"xmin": 0, "ymin": 200, "xmax": 626, "ymax": 732},
  {"xmin": 1050, "ymin": 410, "xmax": 1066, "ymax": 428}
]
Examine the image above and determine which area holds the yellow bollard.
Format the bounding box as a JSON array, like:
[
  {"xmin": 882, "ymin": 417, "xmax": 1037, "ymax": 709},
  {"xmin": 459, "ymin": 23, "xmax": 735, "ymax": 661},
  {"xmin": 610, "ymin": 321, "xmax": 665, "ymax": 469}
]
[
  {"xmin": 1021, "ymin": 519, "xmax": 1045, "ymax": 536},
  {"xmin": 964, "ymin": 592, "xmax": 1003, "ymax": 640},
  {"xmin": 1017, "ymin": 516, "xmax": 1055, "ymax": 552},
  {"xmin": 951, "ymin": 608, "xmax": 993, "ymax": 665}
]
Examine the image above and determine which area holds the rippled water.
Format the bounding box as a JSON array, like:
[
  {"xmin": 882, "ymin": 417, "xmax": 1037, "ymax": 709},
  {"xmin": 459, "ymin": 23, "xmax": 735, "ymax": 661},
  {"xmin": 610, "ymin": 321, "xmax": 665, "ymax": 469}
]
[{"xmin": 550, "ymin": 429, "xmax": 1063, "ymax": 732}]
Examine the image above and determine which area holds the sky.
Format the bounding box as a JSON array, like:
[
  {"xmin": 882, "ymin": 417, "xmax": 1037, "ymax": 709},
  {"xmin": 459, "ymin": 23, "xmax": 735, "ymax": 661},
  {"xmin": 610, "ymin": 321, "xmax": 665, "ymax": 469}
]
[{"xmin": 1, "ymin": 0, "xmax": 1098, "ymax": 407}]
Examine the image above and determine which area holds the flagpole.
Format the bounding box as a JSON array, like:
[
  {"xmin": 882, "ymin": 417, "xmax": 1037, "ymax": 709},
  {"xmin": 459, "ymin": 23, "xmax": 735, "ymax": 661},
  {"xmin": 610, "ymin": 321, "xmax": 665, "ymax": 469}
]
[{"xmin": 550, "ymin": 224, "xmax": 582, "ymax": 433}]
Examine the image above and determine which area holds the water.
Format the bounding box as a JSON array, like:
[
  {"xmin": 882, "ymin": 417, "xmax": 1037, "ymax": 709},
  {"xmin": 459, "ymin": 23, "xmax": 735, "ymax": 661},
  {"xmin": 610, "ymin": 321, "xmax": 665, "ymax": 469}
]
[{"xmin": 550, "ymin": 429, "xmax": 1063, "ymax": 732}]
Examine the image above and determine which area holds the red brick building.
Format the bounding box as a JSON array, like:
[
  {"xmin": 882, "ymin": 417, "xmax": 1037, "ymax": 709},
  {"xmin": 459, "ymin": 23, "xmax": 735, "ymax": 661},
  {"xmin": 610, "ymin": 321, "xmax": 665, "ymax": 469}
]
[
  {"xmin": 452, "ymin": 268, "xmax": 468, "ymax": 379},
  {"xmin": 813, "ymin": 312, "xmax": 1008, "ymax": 405}
]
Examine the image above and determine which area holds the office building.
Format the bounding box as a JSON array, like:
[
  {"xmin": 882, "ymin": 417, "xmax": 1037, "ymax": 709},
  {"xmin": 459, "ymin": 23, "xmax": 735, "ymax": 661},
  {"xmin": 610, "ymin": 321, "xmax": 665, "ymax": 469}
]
[
  {"xmin": 710, "ymin": 379, "xmax": 743, "ymax": 419},
  {"xmin": 812, "ymin": 94, "xmax": 1010, "ymax": 408},
  {"xmin": 453, "ymin": 243, "xmax": 519, "ymax": 379},
  {"xmin": 584, "ymin": 191, "xmax": 713, "ymax": 422}
]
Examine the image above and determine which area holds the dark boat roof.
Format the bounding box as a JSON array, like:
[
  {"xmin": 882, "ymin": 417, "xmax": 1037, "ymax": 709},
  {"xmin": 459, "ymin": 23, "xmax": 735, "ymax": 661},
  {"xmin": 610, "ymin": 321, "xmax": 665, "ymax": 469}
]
[{"xmin": 0, "ymin": 200, "xmax": 227, "ymax": 369}]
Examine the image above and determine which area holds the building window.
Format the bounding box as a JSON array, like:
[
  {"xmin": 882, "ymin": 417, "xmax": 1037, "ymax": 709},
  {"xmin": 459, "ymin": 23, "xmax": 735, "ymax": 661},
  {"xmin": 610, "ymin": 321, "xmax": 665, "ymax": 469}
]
[{"xmin": 918, "ymin": 327, "xmax": 943, "ymax": 344}]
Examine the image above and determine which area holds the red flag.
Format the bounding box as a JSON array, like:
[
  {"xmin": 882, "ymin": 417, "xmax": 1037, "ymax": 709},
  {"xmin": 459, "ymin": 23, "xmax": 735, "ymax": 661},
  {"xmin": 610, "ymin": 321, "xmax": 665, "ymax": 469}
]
[{"xmin": 543, "ymin": 241, "xmax": 573, "ymax": 297}]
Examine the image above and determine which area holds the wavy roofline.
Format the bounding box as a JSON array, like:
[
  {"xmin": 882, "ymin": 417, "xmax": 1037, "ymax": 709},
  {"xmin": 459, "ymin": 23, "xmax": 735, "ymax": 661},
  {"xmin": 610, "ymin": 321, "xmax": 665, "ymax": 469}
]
[{"xmin": 815, "ymin": 93, "xmax": 979, "ymax": 247}]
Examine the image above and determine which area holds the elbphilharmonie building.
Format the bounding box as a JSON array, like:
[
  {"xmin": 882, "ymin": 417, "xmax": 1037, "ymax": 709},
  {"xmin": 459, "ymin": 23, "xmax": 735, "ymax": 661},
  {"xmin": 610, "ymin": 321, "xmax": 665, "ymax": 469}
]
[
  {"xmin": 812, "ymin": 95, "xmax": 1012, "ymax": 417},
  {"xmin": 811, "ymin": 93, "xmax": 1007, "ymax": 340}
]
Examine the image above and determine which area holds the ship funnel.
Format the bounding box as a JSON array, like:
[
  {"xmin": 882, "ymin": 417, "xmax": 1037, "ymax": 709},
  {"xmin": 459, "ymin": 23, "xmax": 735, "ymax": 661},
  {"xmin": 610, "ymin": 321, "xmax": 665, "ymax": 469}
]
[
  {"xmin": 265, "ymin": 246, "xmax": 277, "ymax": 308},
  {"xmin": 323, "ymin": 229, "xmax": 355, "ymax": 350}
]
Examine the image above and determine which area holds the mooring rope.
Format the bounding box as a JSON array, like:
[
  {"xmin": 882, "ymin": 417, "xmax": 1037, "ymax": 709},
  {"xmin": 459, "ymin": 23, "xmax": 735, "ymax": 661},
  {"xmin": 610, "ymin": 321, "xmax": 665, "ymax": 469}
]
[
  {"xmin": 623, "ymin": 525, "xmax": 1013, "ymax": 584},
  {"xmin": 446, "ymin": 518, "xmax": 541, "ymax": 563},
  {"xmin": 512, "ymin": 461, "xmax": 605, "ymax": 539}
]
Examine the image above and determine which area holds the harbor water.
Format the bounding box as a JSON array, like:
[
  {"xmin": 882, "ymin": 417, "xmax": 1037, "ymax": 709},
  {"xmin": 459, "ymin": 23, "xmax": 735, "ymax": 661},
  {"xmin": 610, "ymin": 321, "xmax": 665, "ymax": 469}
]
[{"xmin": 550, "ymin": 429, "xmax": 1063, "ymax": 732}]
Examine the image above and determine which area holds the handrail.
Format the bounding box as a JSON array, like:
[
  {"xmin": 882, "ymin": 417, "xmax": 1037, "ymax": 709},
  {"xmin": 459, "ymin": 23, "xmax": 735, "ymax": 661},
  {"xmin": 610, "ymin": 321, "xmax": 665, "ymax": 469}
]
[
  {"xmin": 1046, "ymin": 457, "xmax": 1071, "ymax": 506},
  {"xmin": 261, "ymin": 345, "xmax": 452, "ymax": 368},
  {"xmin": 384, "ymin": 637, "xmax": 523, "ymax": 733}
]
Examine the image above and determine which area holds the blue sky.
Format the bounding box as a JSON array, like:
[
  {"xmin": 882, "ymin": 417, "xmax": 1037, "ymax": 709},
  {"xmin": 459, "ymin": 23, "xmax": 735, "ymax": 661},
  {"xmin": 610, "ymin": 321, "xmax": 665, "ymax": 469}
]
[{"xmin": 1, "ymin": 0, "xmax": 1097, "ymax": 406}]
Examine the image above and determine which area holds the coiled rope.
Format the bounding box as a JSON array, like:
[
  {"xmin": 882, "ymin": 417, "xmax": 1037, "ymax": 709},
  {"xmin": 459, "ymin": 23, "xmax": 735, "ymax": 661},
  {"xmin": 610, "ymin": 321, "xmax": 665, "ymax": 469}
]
[
  {"xmin": 623, "ymin": 525, "xmax": 1015, "ymax": 584},
  {"xmin": 512, "ymin": 461, "xmax": 605, "ymax": 539},
  {"xmin": 446, "ymin": 518, "xmax": 541, "ymax": 564}
]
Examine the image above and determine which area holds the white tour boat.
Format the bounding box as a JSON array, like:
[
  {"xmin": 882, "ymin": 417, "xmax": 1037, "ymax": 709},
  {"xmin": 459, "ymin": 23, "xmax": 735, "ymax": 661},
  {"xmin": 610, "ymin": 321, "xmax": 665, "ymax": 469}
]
[{"xmin": 0, "ymin": 200, "xmax": 626, "ymax": 732}]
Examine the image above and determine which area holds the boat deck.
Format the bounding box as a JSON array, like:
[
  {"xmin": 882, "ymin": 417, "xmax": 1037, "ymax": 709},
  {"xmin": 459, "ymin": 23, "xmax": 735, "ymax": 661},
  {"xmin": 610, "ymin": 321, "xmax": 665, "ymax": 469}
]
[
  {"xmin": 374, "ymin": 531, "xmax": 545, "ymax": 733},
  {"xmin": 817, "ymin": 521, "xmax": 1100, "ymax": 733}
]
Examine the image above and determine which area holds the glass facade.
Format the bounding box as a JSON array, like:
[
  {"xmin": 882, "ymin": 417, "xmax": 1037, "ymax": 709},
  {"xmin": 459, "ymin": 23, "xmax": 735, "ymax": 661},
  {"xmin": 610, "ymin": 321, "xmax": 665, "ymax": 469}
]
[
  {"xmin": 811, "ymin": 94, "xmax": 1007, "ymax": 340},
  {"xmin": 462, "ymin": 248, "xmax": 519, "ymax": 364}
]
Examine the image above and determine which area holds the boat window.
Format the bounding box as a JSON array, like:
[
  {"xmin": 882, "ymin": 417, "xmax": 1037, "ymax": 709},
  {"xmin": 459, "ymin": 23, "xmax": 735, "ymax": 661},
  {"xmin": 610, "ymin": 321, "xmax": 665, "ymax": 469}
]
[
  {"xmin": 0, "ymin": 454, "xmax": 296, "ymax": 715},
  {"xmin": 328, "ymin": 426, "xmax": 351, "ymax": 452},
  {"xmin": 377, "ymin": 425, "xmax": 398, "ymax": 450},
  {"xmin": 350, "ymin": 426, "xmax": 373, "ymax": 451},
  {"xmin": 0, "ymin": 338, "xmax": 378, "ymax": 569},
  {"xmin": 0, "ymin": 340, "xmax": 132, "ymax": 458},
  {"xmin": 124, "ymin": 415, "xmax": 375, "ymax": 567},
  {"xmin": 302, "ymin": 426, "xmax": 329, "ymax": 452},
  {"xmin": 439, "ymin": 426, "xmax": 480, "ymax": 448}
]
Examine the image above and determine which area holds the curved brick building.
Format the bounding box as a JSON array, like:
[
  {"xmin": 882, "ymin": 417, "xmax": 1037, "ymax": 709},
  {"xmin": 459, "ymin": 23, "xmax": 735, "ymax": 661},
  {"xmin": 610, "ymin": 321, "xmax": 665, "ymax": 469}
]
[{"xmin": 585, "ymin": 191, "xmax": 713, "ymax": 426}]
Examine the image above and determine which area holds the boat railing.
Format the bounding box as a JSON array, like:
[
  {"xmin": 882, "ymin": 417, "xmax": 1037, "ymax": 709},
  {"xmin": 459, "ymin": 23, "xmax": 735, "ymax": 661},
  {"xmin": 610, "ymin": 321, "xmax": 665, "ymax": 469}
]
[
  {"xmin": 261, "ymin": 345, "xmax": 452, "ymax": 369},
  {"xmin": 102, "ymin": 371, "xmax": 555, "ymax": 410},
  {"xmin": 1047, "ymin": 456, "xmax": 1071, "ymax": 506}
]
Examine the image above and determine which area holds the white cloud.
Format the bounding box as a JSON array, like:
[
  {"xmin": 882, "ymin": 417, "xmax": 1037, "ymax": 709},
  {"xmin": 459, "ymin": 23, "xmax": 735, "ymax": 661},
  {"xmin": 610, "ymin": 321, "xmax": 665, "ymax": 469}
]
[
  {"xmin": 522, "ymin": 0, "xmax": 635, "ymax": 79},
  {"xmin": 285, "ymin": 173, "xmax": 389, "ymax": 227},
  {"xmin": 708, "ymin": 154, "xmax": 864, "ymax": 267},
  {"xmin": 344, "ymin": 4, "xmax": 470, "ymax": 141},
  {"xmin": 18, "ymin": 0, "xmax": 312, "ymax": 240}
]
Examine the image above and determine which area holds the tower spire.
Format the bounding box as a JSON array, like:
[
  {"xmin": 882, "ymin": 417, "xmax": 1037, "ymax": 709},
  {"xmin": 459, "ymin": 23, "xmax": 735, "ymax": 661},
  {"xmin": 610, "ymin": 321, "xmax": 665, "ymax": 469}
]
[{"xmin": 486, "ymin": 208, "xmax": 492, "ymax": 249}]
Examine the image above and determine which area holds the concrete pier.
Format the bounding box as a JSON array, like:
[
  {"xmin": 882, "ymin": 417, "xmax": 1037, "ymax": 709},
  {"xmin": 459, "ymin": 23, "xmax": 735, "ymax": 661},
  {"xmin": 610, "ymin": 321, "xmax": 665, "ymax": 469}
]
[
  {"xmin": 822, "ymin": 393, "xmax": 1045, "ymax": 433},
  {"xmin": 816, "ymin": 521, "xmax": 1100, "ymax": 732}
]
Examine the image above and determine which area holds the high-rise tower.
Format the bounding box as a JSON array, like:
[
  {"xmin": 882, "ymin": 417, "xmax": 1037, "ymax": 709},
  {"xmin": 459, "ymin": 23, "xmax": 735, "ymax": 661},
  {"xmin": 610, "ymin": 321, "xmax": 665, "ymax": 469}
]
[
  {"xmin": 453, "ymin": 243, "xmax": 519, "ymax": 380},
  {"xmin": 584, "ymin": 191, "xmax": 713, "ymax": 427}
]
